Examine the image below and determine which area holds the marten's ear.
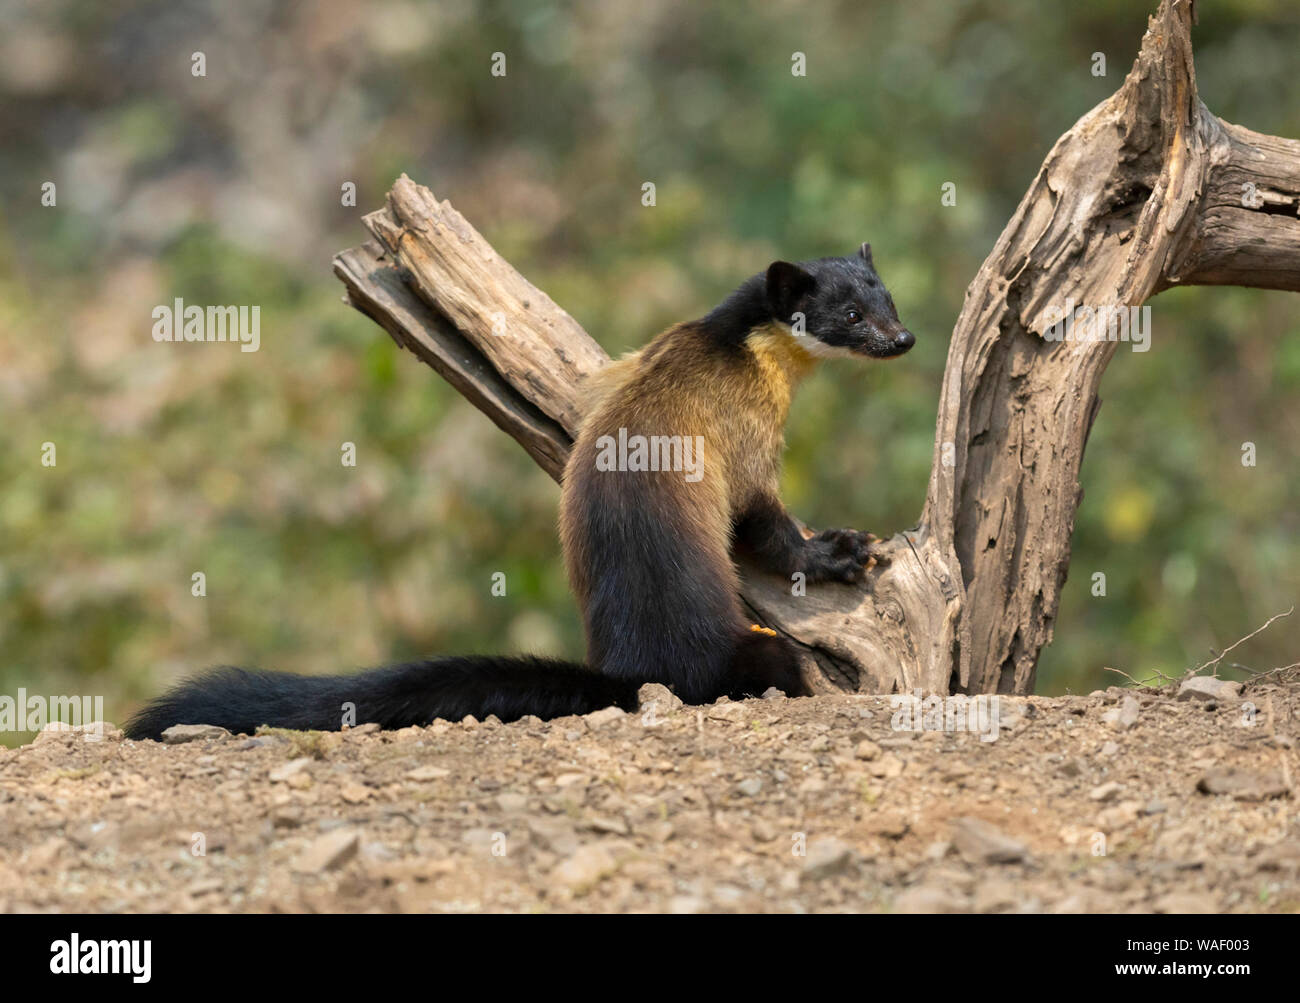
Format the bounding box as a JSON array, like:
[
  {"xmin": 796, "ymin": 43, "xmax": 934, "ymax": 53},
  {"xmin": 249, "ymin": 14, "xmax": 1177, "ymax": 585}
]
[
  {"xmin": 765, "ymin": 261, "xmax": 816, "ymax": 320},
  {"xmin": 857, "ymin": 242, "xmax": 874, "ymax": 268}
]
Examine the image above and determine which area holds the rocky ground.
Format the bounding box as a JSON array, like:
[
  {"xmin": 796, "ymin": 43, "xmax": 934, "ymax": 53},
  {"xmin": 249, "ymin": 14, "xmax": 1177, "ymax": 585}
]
[{"xmin": 1, "ymin": 672, "xmax": 1297, "ymax": 914}]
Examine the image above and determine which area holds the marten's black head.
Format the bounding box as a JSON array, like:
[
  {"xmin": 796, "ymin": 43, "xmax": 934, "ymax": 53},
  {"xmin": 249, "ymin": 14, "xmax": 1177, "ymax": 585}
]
[{"xmin": 765, "ymin": 244, "xmax": 915, "ymax": 359}]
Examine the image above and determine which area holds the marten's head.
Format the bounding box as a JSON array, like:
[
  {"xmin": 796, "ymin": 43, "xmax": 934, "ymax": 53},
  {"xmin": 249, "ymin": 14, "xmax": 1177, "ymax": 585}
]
[{"xmin": 766, "ymin": 244, "xmax": 914, "ymax": 359}]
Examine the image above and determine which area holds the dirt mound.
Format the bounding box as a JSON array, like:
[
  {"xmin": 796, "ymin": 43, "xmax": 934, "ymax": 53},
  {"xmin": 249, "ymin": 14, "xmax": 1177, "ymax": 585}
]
[{"xmin": 1, "ymin": 676, "xmax": 1297, "ymax": 913}]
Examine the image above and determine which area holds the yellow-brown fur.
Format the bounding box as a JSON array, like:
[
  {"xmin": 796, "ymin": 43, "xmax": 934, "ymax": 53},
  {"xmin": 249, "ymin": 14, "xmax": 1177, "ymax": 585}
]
[
  {"xmin": 562, "ymin": 321, "xmax": 816, "ymax": 595},
  {"xmin": 559, "ymin": 320, "xmax": 817, "ymax": 699}
]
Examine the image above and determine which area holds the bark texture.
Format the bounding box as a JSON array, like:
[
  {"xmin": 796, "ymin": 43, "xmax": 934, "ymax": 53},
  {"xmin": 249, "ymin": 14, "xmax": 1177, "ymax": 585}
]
[{"xmin": 334, "ymin": 0, "xmax": 1299, "ymax": 696}]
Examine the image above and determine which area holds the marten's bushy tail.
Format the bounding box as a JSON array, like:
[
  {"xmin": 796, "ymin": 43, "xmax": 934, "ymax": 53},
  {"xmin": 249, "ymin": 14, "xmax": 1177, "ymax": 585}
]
[{"xmin": 123, "ymin": 656, "xmax": 640, "ymax": 740}]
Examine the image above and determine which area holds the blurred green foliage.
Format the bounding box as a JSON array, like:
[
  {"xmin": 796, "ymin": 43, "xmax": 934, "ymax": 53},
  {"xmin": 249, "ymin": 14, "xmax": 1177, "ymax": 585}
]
[{"xmin": 1, "ymin": 0, "xmax": 1297, "ymax": 742}]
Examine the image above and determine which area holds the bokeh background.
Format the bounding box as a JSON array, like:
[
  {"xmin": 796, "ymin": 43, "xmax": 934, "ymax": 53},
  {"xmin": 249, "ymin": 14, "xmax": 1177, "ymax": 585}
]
[{"xmin": 2, "ymin": 0, "xmax": 1297, "ymax": 742}]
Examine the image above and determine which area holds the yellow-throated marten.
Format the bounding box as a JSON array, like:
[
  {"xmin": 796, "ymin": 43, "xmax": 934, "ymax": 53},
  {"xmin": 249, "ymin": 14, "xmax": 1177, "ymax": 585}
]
[{"xmin": 125, "ymin": 244, "xmax": 914, "ymax": 739}]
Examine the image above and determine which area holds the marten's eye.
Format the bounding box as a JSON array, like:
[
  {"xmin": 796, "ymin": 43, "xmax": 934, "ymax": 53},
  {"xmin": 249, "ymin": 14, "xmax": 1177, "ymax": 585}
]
[{"xmin": 845, "ymin": 309, "xmax": 862, "ymax": 324}]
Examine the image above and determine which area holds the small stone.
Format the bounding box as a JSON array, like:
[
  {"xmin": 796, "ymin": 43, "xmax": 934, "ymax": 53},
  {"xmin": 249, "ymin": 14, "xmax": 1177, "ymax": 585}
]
[
  {"xmin": 637, "ymin": 683, "xmax": 682, "ymax": 717},
  {"xmin": 73, "ymin": 721, "xmax": 122, "ymax": 743},
  {"xmin": 867, "ymin": 813, "xmax": 909, "ymax": 839},
  {"xmin": 924, "ymin": 840, "xmax": 951, "ymax": 862},
  {"xmin": 854, "ymin": 739, "xmax": 882, "ymax": 761},
  {"xmin": 894, "ymin": 887, "xmax": 969, "ymax": 914},
  {"xmin": 1098, "ymin": 741, "xmax": 1121, "ymax": 758},
  {"xmin": 529, "ymin": 818, "xmax": 580, "ymax": 855},
  {"xmin": 344, "ymin": 722, "xmax": 382, "ymax": 736},
  {"xmin": 761, "ymin": 687, "xmax": 786, "ymax": 700},
  {"xmin": 1197, "ymin": 766, "xmax": 1288, "ymax": 802},
  {"xmin": 551, "ymin": 844, "xmax": 619, "ymax": 893},
  {"xmin": 1102, "ymin": 696, "xmax": 1140, "ymax": 732},
  {"xmin": 186, "ymin": 878, "xmax": 223, "ymax": 898},
  {"xmin": 271, "ymin": 807, "xmax": 302, "ymax": 829},
  {"xmin": 584, "ymin": 815, "xmax": 629, "ymax": 836},
  {"xmin": 292, "ymin": 828, "xmax": 360, "ymax": 873},
  {"xmin": 584, "ymin": 706, "xmax": 627, "ymax": 728},
  {"xmin": 461, "ymin": 715, "xmax": 479, "ymax": 726},
  {"xmin": 972, "ymin": 878, "xmax": 1020, "ymax": 913},
  {"xmin": 1177, "ymin": 676, "xmax": 1244, "ymax": 703},
  {"xmin": 405, "ymin": 765, "xmax": 451, "ymax": 781},
  {"xmin": 950, "ymin": 817, "xmax": 1028, "ymax": 865},
  {"xmin": 751, "ymin": 819, "xmax": 778, "ymax": 843},
  {"xmin": 736, "ymin": 778, "xmax": 763, "ymax": 797},
  {"xmin": 801, "ymin": 837, "xmax": 856, "ymax": 880},
  {"xmin": 269, "ymin": 757, "xmax": 313, "ymax": 782},
  {"xmin": 339, "ymin": 782, "xmax": 371, "ymax": 804},
  {"xmin": 160, "ymin": 723, "xmax": 231, "ymax": 744},
  {"xmin": 867, "ymin": 753, "xmax": 904, "ymax": 779},
  {"xmin": 706, "ymin": 702, "xmax": 748, "ymax": 723},
  {"xmin": 1089, "ymin": 781, "xmax": 1123, "ymax": 802},
  {"xmin": 496, "ymin": 792, "xmax": 529, "ymax": 812},
  {"xmin": 1254, "ymin": 841, "xmax": 1300, "ymax": 871},
  {"xmin": 1096, "ymin": 801, "xmax": 1142, "ymax": 830}
]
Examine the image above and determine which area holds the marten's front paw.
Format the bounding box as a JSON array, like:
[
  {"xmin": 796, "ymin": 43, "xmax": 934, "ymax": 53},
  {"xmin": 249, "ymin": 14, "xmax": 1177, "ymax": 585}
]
[{"xmin": 802, "ymin": 528, "xmax": 884, "ymax": 584}]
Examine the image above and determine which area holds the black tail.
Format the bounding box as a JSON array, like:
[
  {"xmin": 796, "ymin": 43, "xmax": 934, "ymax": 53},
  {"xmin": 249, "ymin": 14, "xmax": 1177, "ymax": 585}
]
[{"xmin": 124, "ymin": 656, "xmax": 640, "ymax": 741}]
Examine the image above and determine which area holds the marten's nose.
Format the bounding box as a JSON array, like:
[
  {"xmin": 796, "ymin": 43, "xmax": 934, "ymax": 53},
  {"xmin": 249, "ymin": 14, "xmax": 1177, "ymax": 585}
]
[{"xmin": 893, "ymin": 330, "xmax": 915, "ymax": 351}]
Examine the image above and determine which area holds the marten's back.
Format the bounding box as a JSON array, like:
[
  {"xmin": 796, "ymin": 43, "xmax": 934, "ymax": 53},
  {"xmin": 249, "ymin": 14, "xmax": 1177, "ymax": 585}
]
[{"xmin": 558, "ymin": 323, "xmax": 749, "ymax": 700}]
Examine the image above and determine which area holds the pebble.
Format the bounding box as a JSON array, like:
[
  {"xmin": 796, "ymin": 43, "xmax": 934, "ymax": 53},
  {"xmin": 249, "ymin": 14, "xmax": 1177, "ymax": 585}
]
[
  {"xmin": 1196, "ymin": 766, "xmax": 1288, "ymax": 801},
  {"xmin": 268, "ymin": 757, "xmax": 313, "ymax": 782},
  {"xmin": 1102, "ymin": 696, "xmax": 1140, "ymax": 732},
  {"xmin": 1176, "ymin": 677, "xmax": 1243, "ymax": 703},
  {"xmin": 161, "ymin": 724, "xmax": 231, "ymax": 744},
  {"xmin": 705, "ymin": 702, "xmax": 748, "ymax": 723},
  {"xmin": 584, "ymin": 706, "xmax": 627, "ymax": 728},
  {"xmin": 951, "ymin": 817, "xmax": 1028, "ymax": 865},
  {"xmin": 551, "ymin": 844, "xmax": 618, "ymax": 893},
  {"xmin": 1089, "ymin": 781, "xmax": 1123, "ymax": 802},
  {"xmin": 405, "ymin": 765, "xmax": 451, "ymax": 781},
  {"xmin": 291, "ymin": 828, "xmax": 360, "ymax": 874},
  {"xmin": 894, "ymin": 886, "xmax": 969, "ymax": 913},
  {"xmin": 637, "ymin": 683, "xmax": 682, "ymax": 717},
  {"xmin": 801, "ymin": 837, "xmax": 856, "ymax": 880}
]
